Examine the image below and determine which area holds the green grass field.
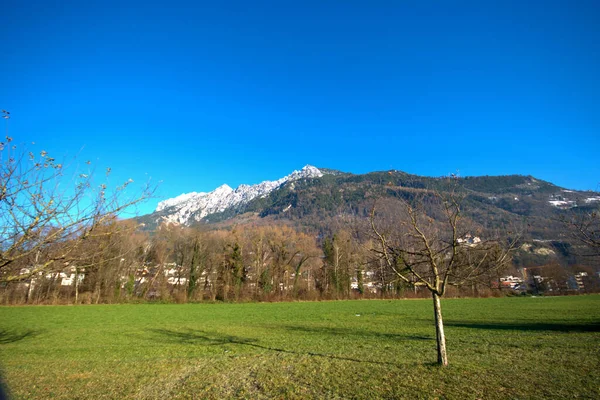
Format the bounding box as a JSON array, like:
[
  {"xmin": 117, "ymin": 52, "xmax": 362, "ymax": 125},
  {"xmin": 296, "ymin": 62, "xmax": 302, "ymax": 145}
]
[{"xmin": 1, "ymin": 296, "xmax": 599, "ymax": 399}]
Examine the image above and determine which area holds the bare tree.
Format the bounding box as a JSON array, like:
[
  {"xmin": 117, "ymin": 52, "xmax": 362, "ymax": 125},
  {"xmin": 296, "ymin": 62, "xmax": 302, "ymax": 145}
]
[
  {"xmin": 0, "ymin": 130, "xmax": 153, "ymax": 283},
  {"xmin": 561, "ymin": 208, "xmax": 600, "ymax": 258},
  {"xmin": 369, "ymin": 186, "xmax": 517, "ymax": 366}
]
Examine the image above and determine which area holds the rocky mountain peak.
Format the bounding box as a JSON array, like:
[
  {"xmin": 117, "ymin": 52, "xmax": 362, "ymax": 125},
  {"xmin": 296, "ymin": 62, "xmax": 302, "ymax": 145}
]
[{"xmin": 153, "ymin": 165, "xmax": 324, "ymax": 225}]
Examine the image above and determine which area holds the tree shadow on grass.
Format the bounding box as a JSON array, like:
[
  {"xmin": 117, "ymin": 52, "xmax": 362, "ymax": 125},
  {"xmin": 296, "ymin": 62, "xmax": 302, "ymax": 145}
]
[
  {"xmin": 147, "ymin": 328, "xmax": 402, "ymax": 367},
  {"xmin": 0, "ymin": 329, "xmax": 41, "ymax": 344},
  {"xmin": 445, "ymin": 321, "xmax": 600, "ymax": 333},
  {"xmin": 148, "ymin": 328, "xmax": 258, "ymax": 346},
  {"xmin": 280, "ymin": 325, "xmax": 434, "ymax": 341}
]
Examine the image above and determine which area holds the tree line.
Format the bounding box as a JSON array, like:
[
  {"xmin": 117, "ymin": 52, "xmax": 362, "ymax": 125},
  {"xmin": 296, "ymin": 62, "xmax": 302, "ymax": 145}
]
[
  {"xmin": 7, "ymin": 208, "xmax": 538, "ymax": 307},
  {"xmin": 1, "ymin": 218, "xmax": 520, "ymax": 305}
]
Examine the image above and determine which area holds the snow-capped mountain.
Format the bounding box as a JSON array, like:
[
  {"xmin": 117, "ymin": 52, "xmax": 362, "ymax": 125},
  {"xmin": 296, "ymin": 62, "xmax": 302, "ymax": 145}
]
[
  {"xmin": 137, "ymin": 167, "xmax": 599, "ymax": 251},
  {"xmin": 155, "ymin": 165, "xmax": 323, "ymax": 225}
]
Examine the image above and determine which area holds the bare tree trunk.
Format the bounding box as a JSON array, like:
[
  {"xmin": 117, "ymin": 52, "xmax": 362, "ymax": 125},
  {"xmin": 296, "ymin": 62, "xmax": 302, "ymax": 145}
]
[
  {"xmin": 26, "ymin": 279, "xmax": 34, "ymax": 304},
  {"xmin": 27, "ymin": 251, "xmax": 39, "ymax": 304},
  {"xmin": 74, "ymin": 268, "xmax": 79, "ymax": 304},
  {"xmin": 379, "ymin": 258, "xmax": 386, "ymax": 298},
  {"xmin": 334, "ymin": 244, "xmax": 339, "ymax": 295},
  {"xmin": 432, "ymin": 291, "xmax": 448, "ymax": 366},
  {"xmin": 255, "ymin": 259, "xmax": 261, "ymax": 298},
  {"xmin": 94, "ymin": 265, "xmax": 103, "ymax": 304}
]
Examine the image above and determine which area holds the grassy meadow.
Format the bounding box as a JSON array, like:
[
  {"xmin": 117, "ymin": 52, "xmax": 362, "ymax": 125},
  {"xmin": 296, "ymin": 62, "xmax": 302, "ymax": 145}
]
[{"xmin": 1, "ymin": 296, "xmax": 599, "ymax": 399}]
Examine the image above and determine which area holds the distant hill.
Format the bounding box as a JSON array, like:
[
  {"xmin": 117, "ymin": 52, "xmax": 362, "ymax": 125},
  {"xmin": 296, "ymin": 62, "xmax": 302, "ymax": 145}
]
[{"xmin": 135, "ymin": 166, "xmax": 600, "ymax": 267}]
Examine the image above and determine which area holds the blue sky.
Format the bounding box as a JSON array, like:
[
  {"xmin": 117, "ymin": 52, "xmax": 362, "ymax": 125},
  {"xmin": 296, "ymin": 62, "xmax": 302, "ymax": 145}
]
[{"xmin": 1, "ymin": 0, "xmax": 599, "ymax": 215}]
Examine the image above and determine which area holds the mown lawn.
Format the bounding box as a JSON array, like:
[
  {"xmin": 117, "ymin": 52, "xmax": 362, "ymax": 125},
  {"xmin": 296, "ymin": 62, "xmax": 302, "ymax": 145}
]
[{"xmin": 1, "ymin": 296, "xmax": 599, "ymax": 399}]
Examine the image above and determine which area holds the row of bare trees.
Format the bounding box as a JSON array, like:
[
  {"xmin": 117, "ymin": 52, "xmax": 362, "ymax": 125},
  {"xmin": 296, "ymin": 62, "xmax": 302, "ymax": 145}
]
[
  {"xmin": 0, "ymin": 223, "xmax": 350, "ymax": 304},
  {"xmin": 10, "ymin": 236, "xmax": 522, "ymax": 309},
  {"xmin": 2, "ymin": 216, "xmax": 520, "ymax": 305}
]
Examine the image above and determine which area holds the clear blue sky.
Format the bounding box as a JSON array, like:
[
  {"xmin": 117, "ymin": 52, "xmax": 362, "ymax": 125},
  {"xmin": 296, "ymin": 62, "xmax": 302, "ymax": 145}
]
[{"xmin": 2, "ymin": 0, "xmax": 599, "ymax": 215}]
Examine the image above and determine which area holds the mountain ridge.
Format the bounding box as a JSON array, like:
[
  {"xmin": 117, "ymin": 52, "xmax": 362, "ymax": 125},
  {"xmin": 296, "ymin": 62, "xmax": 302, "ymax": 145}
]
[
  {"xmin": 152, "ymin": 165, "xmax": 324, "ymax": 225},
  {"xmin": 137, "ymin": 166, "xmax": 600, "ymax": 245}
]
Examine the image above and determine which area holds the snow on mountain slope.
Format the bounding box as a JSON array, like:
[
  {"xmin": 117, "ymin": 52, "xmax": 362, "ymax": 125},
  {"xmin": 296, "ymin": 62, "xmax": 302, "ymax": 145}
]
[
  {"xmin": 155, "ymin": 165, "xmax": 323, "ymax": 225},
  {"xmin": 155, "ymin": 191, "xmax": 207, "ymax": 212}
]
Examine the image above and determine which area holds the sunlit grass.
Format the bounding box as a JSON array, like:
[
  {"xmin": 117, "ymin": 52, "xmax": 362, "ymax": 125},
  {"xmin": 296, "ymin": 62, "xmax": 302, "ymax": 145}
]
[{"xmin": 1, "ymin": 296, "xmax": 599, "ymax": 399}]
